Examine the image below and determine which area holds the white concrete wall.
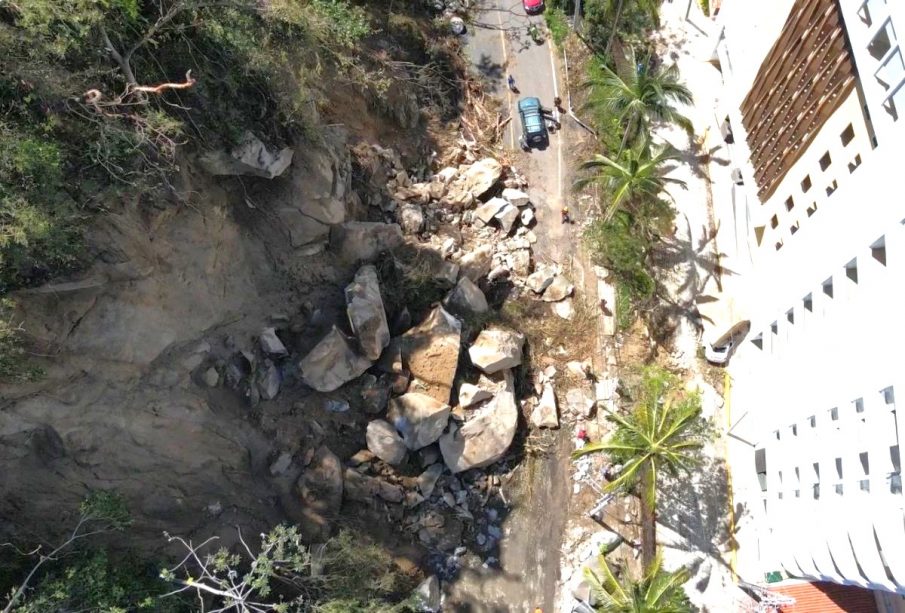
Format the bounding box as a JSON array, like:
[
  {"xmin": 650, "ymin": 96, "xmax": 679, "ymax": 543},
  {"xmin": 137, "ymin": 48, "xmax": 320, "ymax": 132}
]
[{"xmin": 713, "ymin": 0, "xmax": 905, "ymax": 594}]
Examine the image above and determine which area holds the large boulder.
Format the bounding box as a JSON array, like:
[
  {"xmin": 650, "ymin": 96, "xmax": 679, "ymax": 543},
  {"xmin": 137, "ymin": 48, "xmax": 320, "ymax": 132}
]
[
  {"xmin": 461, "ymin": 158, "xmax": 503, "ymax": 199},
  {"xmin": 468, "ymin": 328, "xmax": 525, "ymax": 374},
  {"xmin": 458, "ymin": 382, "xmax": 493, "ymax": 408},
  {"xmin": 387, "ymin": 392, "xmax": 451, "ymax": 450},
  {"xmin": 299, "ymin": 327, "xmax": 372, "ymax": 392},
  {"xmin": 474, "ymin": 197, "xmax": 509, "ymax": 226},
  {"xmin": 398, "ymin": 204, "xmax": 425, "ymax": 234},
  {"xmin": 501, "ymin": 188, "xmax": 530, "ymax": 207},
  {"xmin": 439, "ymin": 371, "xmax": 518, "ymax": 473},
  {"xmin": 401, "ymin": 306, "xmax": 461, "ymax": 404},
  {"xmin": 198, "ymin": 131, "xmax": 293, "ymax": 179},
  {"xmin": 297, "ymin": 446, "xmax": 343, "ymax": 535},
  {"xmin": 330, "ymin": 222, "xmax": 404, "ymax": 264},
  {"xmin": 345, "ymin": 265, "xmax": 390, "ymax": 360},
  {"xmin": 542, "ymin": 275, "xmax": 574, "ymax": 302},
  {"xmin": 366, "ymin": 420, "xmax": 407, "ymax": 465},
  {"xmin": 494, "ymin": 203, "xmax": 520, "ymax": 234},
  {"xmin": 412, "ymin": 575, "xmax": 441, "ymax": 613},
  {"xmin": 458, "ymin": 244, "xmax": 493, "ymax": 282},
  {"xmin": 443, "ymin": 277, "xmax": 489, "ymax": 316},
  {"xmin": 531, "ymin": 384, "xmax": 559, "ymax": 429},
  {"xmin": 527, "ymin": 268, "xmax": 555, "ymax": 294}
]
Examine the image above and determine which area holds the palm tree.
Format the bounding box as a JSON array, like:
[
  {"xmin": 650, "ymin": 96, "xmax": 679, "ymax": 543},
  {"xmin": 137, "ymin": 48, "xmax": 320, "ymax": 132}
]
[
  {"xmin": 583, "ymin": 50, "xmax": 693, "ymax": 152},
  {"xmin": 573, "ymin": 367, "xmax": 709, "ymax": 567},
  {"xmin": 602, "ymin": 0, "xmax": 663, "ymax": 59},
  {"xmin": 585, "ymin": 549, "xmax": 693, "ymax": 612},
  {"xmin": 574, "ymin": 138, "xmax": 686, "ymax": 223}
]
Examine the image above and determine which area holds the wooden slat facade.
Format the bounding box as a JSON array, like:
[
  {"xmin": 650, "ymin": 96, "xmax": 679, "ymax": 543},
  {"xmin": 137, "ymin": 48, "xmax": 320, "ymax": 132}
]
[{"xmin": 740, "ymin": 0, "xmax": 857, "ymax": 201}]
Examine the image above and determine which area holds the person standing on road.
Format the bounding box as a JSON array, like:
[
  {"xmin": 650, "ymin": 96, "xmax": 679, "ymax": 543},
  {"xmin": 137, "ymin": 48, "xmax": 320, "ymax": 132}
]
[{"xmin": 507, "ymin": 74, "xmax": 518, "ymax": 93}]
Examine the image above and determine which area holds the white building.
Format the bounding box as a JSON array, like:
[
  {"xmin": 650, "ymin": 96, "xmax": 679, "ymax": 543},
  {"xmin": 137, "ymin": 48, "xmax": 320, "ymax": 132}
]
[{"xmin": 706, "ymin": 0, "xmax": 905, "ymax": 607}]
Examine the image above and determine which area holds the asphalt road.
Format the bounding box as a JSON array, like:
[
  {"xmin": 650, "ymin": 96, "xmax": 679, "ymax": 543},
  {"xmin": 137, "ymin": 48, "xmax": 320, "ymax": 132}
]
[{"xmin": 444, "ymin": 3, "xmax": 574, "ymax": 611}]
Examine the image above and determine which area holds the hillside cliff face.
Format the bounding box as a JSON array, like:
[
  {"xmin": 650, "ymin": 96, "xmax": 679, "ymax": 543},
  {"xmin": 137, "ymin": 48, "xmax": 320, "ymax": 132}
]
[{"xmin": 1, "ymin": 128, "xmax": 362, "ymax": 549}]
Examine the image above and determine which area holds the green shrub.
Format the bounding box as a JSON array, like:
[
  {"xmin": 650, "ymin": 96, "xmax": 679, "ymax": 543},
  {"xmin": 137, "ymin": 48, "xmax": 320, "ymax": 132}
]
[{"xmin": 545, "ymin": 7, "xmax": 570, "ymax": 46}]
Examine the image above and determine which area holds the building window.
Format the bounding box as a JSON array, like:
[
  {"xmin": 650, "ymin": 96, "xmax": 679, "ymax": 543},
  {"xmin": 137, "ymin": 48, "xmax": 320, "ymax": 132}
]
[
  {"xmin": 831, "ymin": 407, "xmax": 840, "ymax": 420},
  {"xmin": 786, "ymin": 309, "xmax": 794, "ymax": 324},
  {"xmin": 801, "ymin": 175, "xmax": 812, "ymax": 192},
  {"xmin": 883, "ymin": 386, "xmax": 895, "ymax": 405},
  {"xmin": 790, "ymin": 221, "xmax": 800, "ymax": 235},
  {"xmin": 751, "ymin": 333, "xmax": 763, "ymax": 350},
  {"xmin": 872, "ymin": 236, "xmax": 887, "ymax": 265},
  {"xmin": 770, "ymin": 214, "xmax": 779, "ymax": 229},
  {"xmin": 792, "ymin": 425, "xmax": 798, "ymax": 436},
  {"xmin": 859, "ymin": 0, "xmax": 887, "ymax": 28},
  {"xmin": 775, "ymin": 240, "xmax": 783, "ymax": 251},
  {"xmin": 860, "ymin": 451, "xmax": 870, "ymax": 474},
  {"xmin": 803, "ymin": 293, "xmax": 813, "ymax": 311},
  {"xmin": 813, "ymin": 483, "xmax": 821, "ymax": 499},
  {"xmin": 809, "ymin": 415, "xmax": 816, "ymax": 427},
  {"xmin": 848, "ymin": 154, "xmax": 862, "ymax": 173},
  {"xmin": 806, "ymin": 202, "xmax": 817, "ymax": 217},
  {"xmin": 826, "ymin": 180, "xmax": 838, "ymax": 196},
  {"xmin": 819, "ymin": 151, "xmax": 832, "ymax": 170},
  {"xmin": 835, "ymin": 457, "xmax": 844, "ymax": 478},
  {"xmin": 835, "ymin": 483, "xmax": 845, "ymax": 495},
  {"xmin": 823, "ymin": 277, "xmax": 834, "ymax": 298},
  {"xmin": 868, "ymin": 20, "xmax": 895, "ymax": 61},
  {"xmin": 860, "ymin": 479, "xmax": 871, "ymax": 492},
  {"xmin": 855, "ymin": 397, "xmax": 865, "ymax": 413},
  {"xmin": 771, "ymin": 321, "xmax": 778, "ymax": 335},
  {"xmin": 845, "ymin": 258, "xmax": 859, "ymax": 283},
  {"xmin": 840, "ymin": 124, "xmax": 855, "ymax": 146},
  {"xmin": 785, "ymin": 197, "xmax": 794, "ymax": 211}
]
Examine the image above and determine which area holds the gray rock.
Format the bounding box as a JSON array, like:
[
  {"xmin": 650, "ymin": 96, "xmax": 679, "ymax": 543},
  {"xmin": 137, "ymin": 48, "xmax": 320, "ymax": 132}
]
[
  {"xmin": 553, "ymin": 298, "xmax": 575, "ymax": 320},
  {"xmin": 269, "ymin": 451, "xmax": 293, "ymax": 476},
  {"xmin": 299, "ymin": 327, "xmax": 372, "ymax": 392},
  {"xmin": 566, "ymin": 388, "xmax": 596, "ymax": 418},
  {"xmin": 378, "ymin": 480, "xmax": 405, "ymax": 503},
  {"xmin": 401, "ymin": 307, "xmax": 461, "ymax": 404},
  {"xmin": 360, "ymin": 374, "xmax": 389, "ymax": 414},
  {"xmin": 494, "ymin": 203, "xmax": 520, "ymax": 234},
  {"xmin": 398, "ymin": 204, "xmax": 425, "ymax": 234},
  {"xmin": 412, "ymin": 575, "xmax": 441, "ymax": 613},
  {"xmin": 297, "ymin": 446, "xmax": 343, "ymax": 532},
  {"xmin": 344, "ymin": 468, "xmax": 378, "ymax": 502},
  {"xmin": 531, "ymin": 383, "xmax": 559, "ymax": 429},
  {"xmin": 198, "ymin": 131, "xmax": 293, "ymax": 179},
  {"xmin": 420, "ymin": 445, "xmax": 440, "ymax": 467},
  {"xmin": 458, "ymin": 244, "xmax": 493, "ymax": 282},
  {"xmin": 542, "ymin": 275, "xmax": 574, "ymax": 302},
  {"xmin": 509, "ymin": 248, "xmax": 531, "ymax": 275},
  {"xmin": 461, "ymin": 158, "xmax": 503, "ymax": 199},
  {"xmin": 345, "ymin": 264, "xmax": 390, "ymax": 360},
  {"xmin": 435, "ymin": 167, "xmax": 458, "ymax": 184},
  {"xmin": 324, "ymin": 399, "xmax": 350, "ymax": 413},
  {"xmin": 527, "ymin": 268, "xmax": 555, "ymax": 294},
  {"xmin": 443, "ymin": 277, "xmax": 489, "ymax": 315},
  {"xmin": 257, "ymin": 360, "xmax": 282, "ymax": 400},
  {"xmin": 388, "ymin": 392, "xmax": 451, "ymax": 450},
  {"xmin": 468, "ymin": 328, "xmax": 525, "ymax": 374},
  {"xmin": 259, "ymin": 327, "xmax": 288, "ymax": 357},
  {"xmin": 201, "ymin": 367, "xmax": 220, "ymax": 387},
  {"xmin": 458, "ymin": 383, "xmax": 493, "ymax": 408},
  {"xmin": 366, "ymin": 420, "xmax": 407, "ymax": 465},
  {"xmin": 474, "ymin": 197, "xmax": 509, "ymax": 226},
  {"xmin": 418, "ymin": 463, "xmax": 445, "ymax": 498},
  {"xmin": 501, "ymin": 187, "xmax": 530, "ymax": 207},
  {"xmin": 330, "ymin": 222, "xmax": 404, "ymax": 264},
  {"xmin": 439, "ymin": 371, "xmax": 518, "ymax": 473},
  {"xmin": 437, "ymin": 260, "xmax": 460, "ymax": 286}
]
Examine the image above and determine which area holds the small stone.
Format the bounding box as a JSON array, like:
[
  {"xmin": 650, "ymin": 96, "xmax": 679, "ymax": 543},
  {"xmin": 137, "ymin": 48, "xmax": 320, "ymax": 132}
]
[
  {"xmin": 468, "ymin": 328, "xmax": 525, "ymax": 374},
  {"xmin": 259, "ymin": 327, "xmax": 288, "ymax": 356},
  {"xmin": 324, "ymin": 399, "xmax": 350, "ymax": 413},
  {"xmin": 520, "ymin": 208, "xmax": 535, "ymax": 226},
  {"xmin": 202, "ymin": 367, "xmax": 220, "ymax": 387},
  {"xmin": 418, "ymin": 463, "xmax": 445, "ymax": 498},
  {"xmin": 531, "ymin": 383, "xmax": 559, "ymax": 429},
  {"xmin": 269, "ymin": 452, "xmax": 293, "ymax": 476},
  {"xmin": 366, "ymin": 420, "xmax": 407, "ymax": 465},
  {"xmin": 377, "ymin": 481, "xmax": 405, "ymax": 503},
  {"xmin": 553, "ymin": 298, "xmax": 575, "ymax": 320},
  {"xmin": 444, "ymin": 277, "xmax": 489, "ymax": 315},
  {"xmin": 398, "ymin": 204, "xmax": 425, "ymax": 234}
]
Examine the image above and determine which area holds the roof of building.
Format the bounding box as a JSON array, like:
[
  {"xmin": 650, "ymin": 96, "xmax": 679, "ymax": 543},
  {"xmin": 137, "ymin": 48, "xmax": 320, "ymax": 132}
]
[{"xmin": 770, "ymin": 581, "xmax": 878, "ymax": 613}]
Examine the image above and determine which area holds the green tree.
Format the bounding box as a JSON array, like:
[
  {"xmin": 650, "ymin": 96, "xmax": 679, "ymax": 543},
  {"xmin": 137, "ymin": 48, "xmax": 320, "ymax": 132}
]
[
  {"xmin": 583, "ymin": 50, "xmax": 693, "ymax": 152},
  {"xmin": 600, "ymin": 0, "xmax": 661, "ymax": 58},
  {"xmin": 573, "ymin": 367, "xmax": 709, "ymax": 567},
  {"xmin": 585, "ymin": 550, "xmax": 692, "ymax": 612},
  {"xmin": 575, "ymin": 138, "xmax": 686, "ymax": 224}
]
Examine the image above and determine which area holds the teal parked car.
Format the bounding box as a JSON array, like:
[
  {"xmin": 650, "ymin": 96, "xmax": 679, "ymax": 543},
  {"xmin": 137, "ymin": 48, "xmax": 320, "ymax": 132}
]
[{"xmin": 517, "ymin": 97, "xmax": 548, "ymax": 150}]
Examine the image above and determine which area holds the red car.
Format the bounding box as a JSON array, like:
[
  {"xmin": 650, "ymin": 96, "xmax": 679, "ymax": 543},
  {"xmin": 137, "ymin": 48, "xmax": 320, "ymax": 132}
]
[{"xmin": 523, "ymin": 0, "xmax": 544, "ymax": 14}]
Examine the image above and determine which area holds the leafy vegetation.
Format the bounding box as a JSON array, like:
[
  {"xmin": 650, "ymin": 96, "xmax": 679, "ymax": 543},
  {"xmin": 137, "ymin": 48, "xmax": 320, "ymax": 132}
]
[
  {"xmin": 545, "ymin": 7, "xmax": 570, "ymax": 46},
  {"xmin": 585, "ymin": 550, "xmax": 693, "ymax": 612},
  {"xmin": 573, "ymin": 367, "xmax": 709, "ymax": 566},
  {"xmin": 4, "ymin": 495, "xmax": 419, "ymax": 613}
]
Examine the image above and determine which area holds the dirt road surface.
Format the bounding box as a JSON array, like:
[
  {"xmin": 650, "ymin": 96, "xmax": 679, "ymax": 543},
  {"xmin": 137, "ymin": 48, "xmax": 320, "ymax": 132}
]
[{"xmin": 443, "ymin": 2, "xmax": 580, "ymax": 611}]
